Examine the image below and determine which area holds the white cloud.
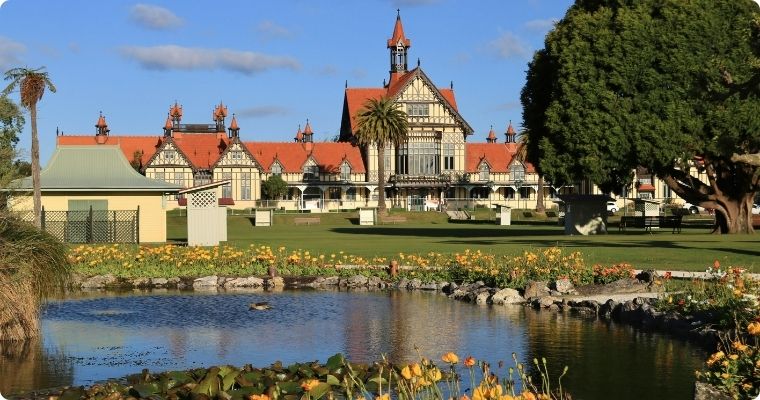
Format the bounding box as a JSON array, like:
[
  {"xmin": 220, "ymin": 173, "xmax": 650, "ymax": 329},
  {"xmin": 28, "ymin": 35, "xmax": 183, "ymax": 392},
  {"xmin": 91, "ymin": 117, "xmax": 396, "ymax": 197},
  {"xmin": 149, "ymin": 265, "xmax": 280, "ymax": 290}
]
[
  {"xmin": 523, "ymin": 18, "xmax": 557, "ymax": 32},
  {"xmin": 237, "ymin": 105, "xmax": 290, "ymax": 118},
  {"xmin": 487, "ymin": 32, "xmax": 529, "ymax": 59},
  {"xmin": 256, "ymin": 20, "xmax": 293, "ymax": 40},
  {"xmin": 130, "ymin": 4, "xmax": 183, "ymax": 30},
  {"xmin": 0, "ymin": 36, "xmax": 25, "ymax": 69},
  {"xmin": 120, "ymin": 45, "xmax": 301, "ymax": 74},
  {"xmin": 316, "ymin": 65, "xmax": 338, "ymax": 76},
  {"xmin": 493, "ymin": 101, "xmax": 521, "ymax": 111}
]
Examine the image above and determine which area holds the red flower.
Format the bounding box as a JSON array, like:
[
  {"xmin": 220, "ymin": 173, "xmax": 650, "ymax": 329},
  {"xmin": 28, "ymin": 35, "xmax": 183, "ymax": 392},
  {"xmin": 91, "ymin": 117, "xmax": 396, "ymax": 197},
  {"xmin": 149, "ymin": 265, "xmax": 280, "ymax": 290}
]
[
  {"xmin": 713, "ymin": 260, "xmax": 721, "ymax": 270},
  {"xmin": 664, "ymin": 271, "xmax": 672, "ymax": 280}
]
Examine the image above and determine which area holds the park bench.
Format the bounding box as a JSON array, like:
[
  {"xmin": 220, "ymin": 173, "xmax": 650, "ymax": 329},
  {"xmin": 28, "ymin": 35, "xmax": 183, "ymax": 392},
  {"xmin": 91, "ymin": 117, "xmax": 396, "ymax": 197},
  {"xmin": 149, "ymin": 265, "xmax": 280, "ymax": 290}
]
[
  {"xmin": 294, "ymin": 217, "xmax": 321, "ymax": 225},
  {"xmin": 381, "ymin": 216, "xmax": 407, "ymax": 224},
  {"xmin": 619, "ymin": 215, "xmax": 682, "ymax": 233}
]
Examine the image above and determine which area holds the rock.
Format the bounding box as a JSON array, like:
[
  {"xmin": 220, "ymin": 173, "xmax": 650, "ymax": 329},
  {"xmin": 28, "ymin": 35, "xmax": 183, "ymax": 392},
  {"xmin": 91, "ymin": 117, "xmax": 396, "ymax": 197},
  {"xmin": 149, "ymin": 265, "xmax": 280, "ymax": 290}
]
[
  {"xmin": 599, "ymin": 299, "xmax": 619, "ymax": 319},
  {"xmin": 193, "ymin": 275, "xmax": 219, "ymax": 288},
  {"xmin": 81, "ymin": 274, "xmax": 118, "ymax": 289},
  {"xmin": 575, "ymin": 278, "xmax": 650, "ymax": 296},
  {"xmin": 548, "ymin": 303, "xmax": 560, "ymax": 312},
  {"xmin": 442, "ymin": 282, "xmax": 458, "ymax": 294},
  {"xmin": 322, "ymin": 276, "xmax": 340, "ymax": 286},
  {"xmin": 367, "ymin": 276, "xmax": 384, "ymax": 288},
  {"xmin": 636, "ymin": 270, "xmax": 657, "ymax": 284},
  {"xmin": 693, "ymin": 382, "xmax": 732, "ymax": 400},
  {"xmin": 524, "ymin": 281, "xmax": 550, "ymax": 299},
  {"xmin": 397, "ymin": 278, "xmax": 409, "ymax": 289},
  {"xmin": 346, "ymin": 275, "xmax": 369, "ymax": 287},
  {"xmin": 436, "ymin": 282, "xmax": 449, "ymax": 291},
  {"xmin": 166, "ymin": 277, "xmax": 181, "ymax": 287},
  {"xmin": 449, "ymin": 288, "xmax": 470, "ymax": 301},
  {"xmin": 223, "ymin": 277, "xmax": 265, "ymax": 288},
  {"xmin": 265, "ymin": 276, "xmax": 284, "ymax": 288},
  {"xmin": 407, "ymin": 278, "xmax": 423, "ymax": 290},
  {"xmin": 490, "ymin": 288, "xmax": 524, "ymax": 305},
  {"xmin": 474, "ymin": 291, "xmax": 491, "ymax": 305},
  {"xmin": 131, "ymin": 277, "xmax": 152, "ymax": 288},
  {"xmin": 151, "ymin": 278, "xmax": 168, "ymax": 287},
  {"xmin": 538, "ymin": 296, "xmax": 558, "ymax": 308},
  {"xmin": 419, "ymin": 283, "xmax": 438, "ymax": 291},
  {"xmin": 551, "ymin": 278, "xmax": 574, "ymax": 294}
]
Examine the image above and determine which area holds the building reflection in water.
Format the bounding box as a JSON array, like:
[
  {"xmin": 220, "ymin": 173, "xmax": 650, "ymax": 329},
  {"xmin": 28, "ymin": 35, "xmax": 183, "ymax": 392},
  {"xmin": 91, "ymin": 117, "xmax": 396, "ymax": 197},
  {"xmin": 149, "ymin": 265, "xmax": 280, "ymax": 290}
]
[{"xmin": 0, "ymin": 338, "xmax": 74, "ymax": 394}]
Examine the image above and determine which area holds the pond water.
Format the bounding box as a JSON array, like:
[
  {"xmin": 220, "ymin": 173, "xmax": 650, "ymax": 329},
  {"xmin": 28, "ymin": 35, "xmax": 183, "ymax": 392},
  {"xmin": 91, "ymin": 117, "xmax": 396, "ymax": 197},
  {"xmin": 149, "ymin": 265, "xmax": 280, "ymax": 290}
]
[{"xmin": 1, "ymin": 289, "xmax": 706, "ymax": 400}]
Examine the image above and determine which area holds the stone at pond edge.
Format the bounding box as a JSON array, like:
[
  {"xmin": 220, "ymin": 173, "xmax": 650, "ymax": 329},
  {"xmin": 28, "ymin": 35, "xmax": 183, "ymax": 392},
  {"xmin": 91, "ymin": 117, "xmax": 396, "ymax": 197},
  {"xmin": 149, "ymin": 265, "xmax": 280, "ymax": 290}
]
[
  {"xmin": 551, "ymin": 278, "xmax": 575, "ymax": 294},
  {"xmin": 81, "ymin": 274, "xmax": 118, "ymax": 289},
  {"xmin": 490, "ymin": 288, "xmax": 524, "ymax": 305},
  {"xmin": 265, "ymin": 276, "xmax": 285, "ymax": 288},
  {"xmin": 693, "ymin": 382, "xmax": 732, "ymax": 400},
  {"xmin": 131, "ymin": 277, "xmax": 152, "ymax": 288},
  {"xmin": 224, "ymin": 277, "xmax": 265, "ymax": 289},
  {"xmin": 193, "ymin": 275, "xmax": 219, "ymax": 288},
  {"xmin": 524, "ymin": 281, "xmax": 550, "ymax": 299},
  {"xmin": 406, "ymin": 278, "xmax": 423, "ymax": 290}
]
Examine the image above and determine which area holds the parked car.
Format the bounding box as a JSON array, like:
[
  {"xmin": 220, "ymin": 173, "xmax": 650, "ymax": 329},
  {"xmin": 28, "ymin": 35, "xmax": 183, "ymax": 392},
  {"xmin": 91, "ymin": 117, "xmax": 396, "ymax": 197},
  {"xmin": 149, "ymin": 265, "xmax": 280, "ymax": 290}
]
[
  {"xmin": 606, "ymin": 201, "xmax": 619, "ymax": 214},
  {"xmin": 682, "ymin": 202, "xmax": 703, "ymax": 214}
]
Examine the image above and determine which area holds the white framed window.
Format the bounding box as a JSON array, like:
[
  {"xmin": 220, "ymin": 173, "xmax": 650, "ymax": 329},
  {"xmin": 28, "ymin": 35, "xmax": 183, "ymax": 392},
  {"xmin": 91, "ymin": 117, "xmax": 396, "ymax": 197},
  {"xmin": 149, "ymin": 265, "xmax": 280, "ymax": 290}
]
[
  {"xmin": 406, "ymin": 103, "xmax": 430, "ymax": 116},
  {"xmin": 510, "ymin": 164, "xmax": 525, "ymax": 181},
  {"xmin": 271, "ymin": 163, "xmax": 283, "ymax": 176},
  {"xmin": 154, "ymin": 172, "xmax": 165, "ymax": 182},
  {"xmin": 479, "ymin": 163, "xmax": 490, "ymax": 182},
  {"xmin": 340, "ymin": 163, "xmax": 351, "ymax": 181},
  {"xmin": 303, "ymin": 164, "xmax": 319, "ymax": 181},
  {"xmin": 443, "ymin": 143, "xmax": 455, "ymax": 170},
  {"xmin": 164, "ymin": 150, "xmax": 175, "ymax": 160},
  {"xmin": 222, "ymin": 172, "xmax": 232, "ymax": 198},
  {"xmin": 241, "ymin": 172, "xmax": 251, "ymax": 200}
]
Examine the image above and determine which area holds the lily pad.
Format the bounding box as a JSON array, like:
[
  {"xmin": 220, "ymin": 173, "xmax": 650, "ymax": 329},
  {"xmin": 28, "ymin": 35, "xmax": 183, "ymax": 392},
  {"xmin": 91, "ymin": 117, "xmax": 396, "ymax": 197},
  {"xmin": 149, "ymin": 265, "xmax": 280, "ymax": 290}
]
[
  {"xmin": 129, "ymin": 382, "xmax": 159, "ymax": 398},
  {"xmin": 326, "ymin": 354, "xmax": 345, "ymax": 371},
  {"xmin": 309, "ymin": 382, "xmax": 332, "ymax": 400}
]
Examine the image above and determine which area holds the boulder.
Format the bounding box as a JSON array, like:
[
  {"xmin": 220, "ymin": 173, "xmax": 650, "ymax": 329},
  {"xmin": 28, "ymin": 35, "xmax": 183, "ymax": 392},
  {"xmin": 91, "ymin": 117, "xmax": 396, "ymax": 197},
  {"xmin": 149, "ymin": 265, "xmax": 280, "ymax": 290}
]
[
  {"xmin": 322, "ymin": 276, "xmax": 340, "ymax": 286},
  {"xmin": 490, "ymin": 288, "xmax": 524, "ymax": 305},
  {"xmin": 81, "ymin": 274, "xmax": 118, "ymax": 289},
  {"xmin": 131, "ymin": 277, "xmax": 152, "ymax": 288},
  {"xmin": 346, "ymin": 275, "xmax": 369, "ymax": 287},
  {"xmin": 151, "ymin": 278, "xmax": 169, "ymax": 287},
  {"xmin": 193, "ymin": 275, "xmax": 219, "ymax": 288},
  {"xmin": 265, "ymin": 276, "xmax": 285, "ymax": 288},
  {"xmin": 474, "ymin": 291, "xmax": 490, "ymax": 305},
  {"xmin": 407, "ymin": 278, "xmax": 423, "ymax": 290},
  {"xmin": 599, "ymin": 299, "xmax": 619, "ymax": 319},
  {"xmin": 397, "ymin": 278, "xmax": 409, "ymax": 289},
  {"xmin": 367, "ymin": 276, "xmax": 385, "ymax": 288},
  {"xmin": 523, "ymin": 281, "xmax": 550, "ymax": 299},
  {"xmin": 419, "ymin": 283, "xmax": 438, "ymax": 291},
  {"xmin": 693, "ymin": 382, "xmax": 731, "ymax": 400},
  {"xmin": 551, "ymin": 278, "xmax": 574, "ymax": 294},
  {"xmin": 636, "ymin": 270, "xmax": 657, "ymax": 284},
  {"xmin": 442, "ymin": 282, "xmax": 458, "ymax": 294},
  {"xmin": 223, "ymin": 277, "xmax": 264, "ymax": 288}
]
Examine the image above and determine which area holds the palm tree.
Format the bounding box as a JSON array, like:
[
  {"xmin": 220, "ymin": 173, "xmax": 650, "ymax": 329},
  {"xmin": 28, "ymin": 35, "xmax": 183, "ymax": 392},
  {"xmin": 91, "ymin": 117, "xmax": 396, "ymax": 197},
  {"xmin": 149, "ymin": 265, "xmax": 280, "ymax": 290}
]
[
  {"xmin": 355, "ymin": 97, "xmax": 408, "ymax": 215},
  {"xmin": 2, "ymin": 67, "xmax": 56, "ymax": 228},
  {"xmin": 515, "ymin": 132, "xmax": 545, "ymax": 212}
]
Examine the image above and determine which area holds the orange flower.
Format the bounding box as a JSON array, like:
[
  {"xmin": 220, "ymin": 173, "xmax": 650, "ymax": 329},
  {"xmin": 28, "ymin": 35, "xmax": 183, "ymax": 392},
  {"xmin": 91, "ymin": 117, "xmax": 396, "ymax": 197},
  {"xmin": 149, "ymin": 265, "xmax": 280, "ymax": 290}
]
[
  {"xmin": 442, "ymin": 352, "xmax": 459, "ymax": 364},
  {"xmin": 300, "ymin": 379, "xmax": 320, "ymax": 392},
  {"xmin": 747, "ymin": 322, "xmax": 760, "ymax": 336},
  {"xmin": 713, "ymin": 260, "xmax": 720, "ymax": 270},
  {"xmin": 377, "ymin": 394, "xmax": 390, "ymax": 400},
  {"xmin": 248, "ymin": 395, "xmax": 270, "ymax": 400},
  {"xmin": 460, "ymin": 395, "xmax": 471, "ymax": 400},
  {"xmin": 464, "ymin": 356, "xmax": 476, "ymax": 367},
  {"xmin": 401, "ymin": 365, "xmax": 413, "ymax": 380},
  {"xmin": 520, "ymin": 392, "xmax": 537, "ymax": 400}
]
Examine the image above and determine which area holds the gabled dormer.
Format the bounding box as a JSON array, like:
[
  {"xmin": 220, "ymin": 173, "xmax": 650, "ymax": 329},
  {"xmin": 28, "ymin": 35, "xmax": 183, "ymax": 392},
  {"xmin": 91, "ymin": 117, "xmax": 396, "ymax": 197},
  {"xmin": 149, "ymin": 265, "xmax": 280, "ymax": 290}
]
[
  {"xmin": 302, "ymin": 157, "xmax": 319, "ymax": 181},
  {"xmin": 478, "ymin": 159, "xmax": 491, "ymax": 182}
]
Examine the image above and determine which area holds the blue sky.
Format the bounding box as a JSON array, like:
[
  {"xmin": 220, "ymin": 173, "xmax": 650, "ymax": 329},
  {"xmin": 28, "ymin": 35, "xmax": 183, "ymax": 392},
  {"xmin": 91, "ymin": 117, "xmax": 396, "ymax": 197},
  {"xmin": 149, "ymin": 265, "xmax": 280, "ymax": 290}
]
[{"xmin": 0, "ymin": 0, "xmax": 574, "ymax": 162}]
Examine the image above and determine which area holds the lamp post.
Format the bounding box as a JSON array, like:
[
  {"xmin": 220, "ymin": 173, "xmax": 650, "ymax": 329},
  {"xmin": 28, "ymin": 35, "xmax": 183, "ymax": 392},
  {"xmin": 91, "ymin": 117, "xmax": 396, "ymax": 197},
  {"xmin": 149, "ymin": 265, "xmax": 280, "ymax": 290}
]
[{"xmin": 515, "ymin": 179, "xmax": 524, "ymax": 210}]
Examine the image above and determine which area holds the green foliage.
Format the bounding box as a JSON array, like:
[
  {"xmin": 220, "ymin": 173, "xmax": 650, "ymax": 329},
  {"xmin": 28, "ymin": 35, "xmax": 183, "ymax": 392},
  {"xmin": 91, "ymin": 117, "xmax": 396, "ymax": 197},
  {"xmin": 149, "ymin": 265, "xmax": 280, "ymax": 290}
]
[
  {"xmin": 522, "ymin": 0, "xmax": 760, "ymax": 232},
  {"xmin": 261, "ymin": 175, "xmax": 288, "ymax": 200},
  {"xmin": 0, "ymin": 212, "xmax": 70, "ymax": 340}
]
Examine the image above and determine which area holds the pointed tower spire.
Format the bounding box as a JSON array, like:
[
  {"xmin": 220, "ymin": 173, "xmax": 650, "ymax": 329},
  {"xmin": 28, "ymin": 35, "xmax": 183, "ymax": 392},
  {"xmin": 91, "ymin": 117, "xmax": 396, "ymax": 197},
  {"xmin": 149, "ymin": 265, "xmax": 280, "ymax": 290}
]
[
  {"xmin": 506, "ymin": 120, "xmax": 516, "ymax": 143},
  {"xmin": 169, "ymin": 101, "xmax": 183, "ymax": 128},
  {"xmin": 294, "ymin": 124, "xmax": 303, "ymax": 142},
  {"xmin": 228, "ymin": 113, "xmax": 240, "ymax": 138},
  {"xmin": 387, "ymin": 10, "xmax": 411, "ymax": 75},
  {"xmin": 487, "ymin": 125, "xmax": 497, "ymax": 143},
  {"xmin": 303, "ymin": 119, "xmax": 314, "ymax": 143},
  {"xmin": 163, "ymin": 113, "xmax": 173, "ymax": 137},
  {"xmin": 95, "ymin": 111, "xmax": 108, "ymax": 132}
]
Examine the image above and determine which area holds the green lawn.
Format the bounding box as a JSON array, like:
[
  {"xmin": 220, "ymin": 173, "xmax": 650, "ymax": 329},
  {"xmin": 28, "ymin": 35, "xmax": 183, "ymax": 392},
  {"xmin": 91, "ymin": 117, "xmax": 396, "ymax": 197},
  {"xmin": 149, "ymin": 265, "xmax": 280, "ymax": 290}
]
[{"xmin": 166, "ymin": 211, "xmax": 760, "ymax": 272}]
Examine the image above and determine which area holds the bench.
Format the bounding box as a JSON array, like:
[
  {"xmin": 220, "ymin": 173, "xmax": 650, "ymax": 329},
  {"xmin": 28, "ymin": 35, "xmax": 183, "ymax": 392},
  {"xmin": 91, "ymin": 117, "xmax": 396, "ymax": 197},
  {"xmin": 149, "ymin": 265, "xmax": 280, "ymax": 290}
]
[
  {"xmin": 619, "ymin": 215, "xmax": 682, "ymax": 233},
  {"xmin": 294, "ymin": 217, "xmax": 321, "ymax": 225},
  {"xmin": 381, "ymin": 216, "xmax": 407, "ymax": 224}
]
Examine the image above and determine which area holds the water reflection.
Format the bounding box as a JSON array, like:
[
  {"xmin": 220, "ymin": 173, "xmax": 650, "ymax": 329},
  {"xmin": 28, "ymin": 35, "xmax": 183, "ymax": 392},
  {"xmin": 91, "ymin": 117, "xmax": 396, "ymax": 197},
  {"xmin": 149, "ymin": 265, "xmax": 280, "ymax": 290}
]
[
  {"xmin": 0, "ymin": 338, "xmax": 74, "ymax": 393},
  {"xmin": 2, "ymin": 290, "xmax": 705, "ymax": 400}
]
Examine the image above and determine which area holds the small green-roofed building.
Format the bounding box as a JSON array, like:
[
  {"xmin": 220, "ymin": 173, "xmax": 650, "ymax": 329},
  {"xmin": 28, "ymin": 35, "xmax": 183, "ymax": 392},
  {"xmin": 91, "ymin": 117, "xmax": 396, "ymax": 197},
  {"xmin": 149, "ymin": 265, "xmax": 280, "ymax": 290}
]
[{"xmin": 7, "ymin": 146, "xmax": 180, "ymax": 243}]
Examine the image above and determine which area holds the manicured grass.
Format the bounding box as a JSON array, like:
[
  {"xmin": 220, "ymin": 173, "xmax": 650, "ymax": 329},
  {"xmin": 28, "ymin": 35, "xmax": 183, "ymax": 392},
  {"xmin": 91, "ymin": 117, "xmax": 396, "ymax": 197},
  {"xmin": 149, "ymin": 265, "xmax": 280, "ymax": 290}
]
[{"xmin": 166, "ymin": 211, "xmax": 760, "ymax": 272}]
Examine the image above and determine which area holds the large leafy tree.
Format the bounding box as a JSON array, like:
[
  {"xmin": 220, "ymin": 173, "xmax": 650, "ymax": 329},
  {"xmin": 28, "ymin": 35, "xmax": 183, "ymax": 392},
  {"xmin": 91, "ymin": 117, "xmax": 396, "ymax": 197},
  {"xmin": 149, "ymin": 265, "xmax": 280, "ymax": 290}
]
[
  {"xmin": 522, "ymin": 0, "xmax": 760, "ymax": 233},
  {"xmin": 354, "ymin": 97, "xmax": 409, "ymax": 215},
  {"xmin": 2, "ymin": 67, "xmax": 56, "ymax": 228},
  {"xmin": 0, "ymin": 96, "xmax": 24, "ymax": 186}
]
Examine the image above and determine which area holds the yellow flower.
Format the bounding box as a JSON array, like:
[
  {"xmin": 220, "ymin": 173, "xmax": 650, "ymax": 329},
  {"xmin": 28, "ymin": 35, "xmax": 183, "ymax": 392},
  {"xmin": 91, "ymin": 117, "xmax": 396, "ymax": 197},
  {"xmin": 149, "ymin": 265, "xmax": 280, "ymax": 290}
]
[
  {"xmin": 464, "ymin": 356, "xmax": 476, "ymax": 367},
  {"xmin": 720, "ymin": 373, "xmax": 730, "ymax": 380},
  {"xmin": 728, "ymin": 354, "xmax": 739, "ymax": 361},
  {"xmin": 473, "ymin": 385, "xmax": 503, "ymax": 400},
  {"xmin": 520, "ymin": 393, "xmax": 537, "ymax": 400},
  {"xmin": 301, "ymin": 379, "xmax": 320, "ymax": 391},
  {"xmin": 248, "ymin": 395, "xmax": 270, "ymax": 400},
  {"xmin": 442, "ymin": 352, "xmax": 459, "ymax": 364},
  {"xmin": 426, "ymin": 368, "xmax": 442, "ymax": 382},
  {"xmin": 401, "ymin": 365, "xmax": 413, "ymax": 380},
  {"xmin": 747, "ymin": 322, "xmax": 760, "ymax": 336},
  {"xmin": 706, "ymin": 351, "xmax": 725, "ymax": 366},
  {"xmin": 377, "ymin": 394, "xmax": 390, "ymax": 400},
  {"xmin": 411, "ymin": 363, "xmax": 422, "ymax": 377}
]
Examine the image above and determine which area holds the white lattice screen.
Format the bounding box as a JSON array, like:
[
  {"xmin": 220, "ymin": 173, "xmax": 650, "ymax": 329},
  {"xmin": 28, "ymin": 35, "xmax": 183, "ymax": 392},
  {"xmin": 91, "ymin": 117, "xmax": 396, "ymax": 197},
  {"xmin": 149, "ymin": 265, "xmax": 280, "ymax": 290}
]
[{"xmin": 191, "ymin": 191, "xmax": 216, "ymax": 208}]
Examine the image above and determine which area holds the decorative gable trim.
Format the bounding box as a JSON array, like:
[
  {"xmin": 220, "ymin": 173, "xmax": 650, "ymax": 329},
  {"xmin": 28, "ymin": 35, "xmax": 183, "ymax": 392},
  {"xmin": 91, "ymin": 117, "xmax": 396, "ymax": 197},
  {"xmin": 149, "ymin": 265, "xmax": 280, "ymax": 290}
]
[
  {"xmin": 145, "ymin": 138, "xmax": 194, "ymax": 170},
  {"xmin": 212, "ymin": 137, "xmax": 263, "ymax": 170}
]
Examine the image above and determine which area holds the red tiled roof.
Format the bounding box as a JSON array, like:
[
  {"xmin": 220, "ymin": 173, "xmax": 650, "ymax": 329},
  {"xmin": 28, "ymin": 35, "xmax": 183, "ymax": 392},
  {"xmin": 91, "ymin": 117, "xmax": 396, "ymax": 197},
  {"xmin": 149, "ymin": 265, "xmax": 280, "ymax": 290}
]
[
  {"xmin": 172, "ymin": 134, "xmax": 229, "ymax": 169},
  {"xmin": 245, "ymin": 142, "xmax": 365, "ymax": 174},
  {"xmin": 169, "ymin": 102, "xmax": 182, "ymax": 119},
  {"xmin": 487, "ymin": 126, "xmax": 497, "ymax": 141},
  {"xmin": 465, "ymin": 142, "xmax": 535, "ymax": 174},
  {"xmin": 96, "ymin": 114, "xmax": 107, "ymax": 128},
  {"xmin": 387, "ymin": 14, "xmax": 411, "ymax": 48},
  {"xmin": 229, "ymin": 115, "xmax": 239, "ymax": 130},
  {"xmin": 638, "ymin": 184, "xmax": 656, "ymax": 191},
  {"xmin": 178, "ymin": 197, "xmax": 234, "ymax": 206},
  {"xmin": 57, "ymin": 135, "xmax": 162, "ymax": 167},
  {"xmin": 506, "ymin": 121, "xmax": 516, "ymax": 135},
  {"xmin": 345, "ymin": 88, "xmax": 386, "ymax": 132},
  {"xmin": 439, "ymin": 88, "xmax": 458, "ymax": 111}
]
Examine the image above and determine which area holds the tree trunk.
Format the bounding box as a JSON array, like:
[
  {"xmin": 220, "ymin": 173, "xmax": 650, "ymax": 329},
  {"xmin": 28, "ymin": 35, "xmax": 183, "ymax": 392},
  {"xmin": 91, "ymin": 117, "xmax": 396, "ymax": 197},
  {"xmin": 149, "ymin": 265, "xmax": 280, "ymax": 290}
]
[
  {"xmin": 535, "ymin": 175, "xmax": 545, "ymax": 212},
  {"xmin": 30, "ymin": 104, "xmax": 41, "ymax": 228},
  {"xmin": 377, "ymin": 144, "xmax": 387, "ymax": 216},
  {"xmin": 712, "ymin": 193, "xmax": 754, "ymax": 234}
]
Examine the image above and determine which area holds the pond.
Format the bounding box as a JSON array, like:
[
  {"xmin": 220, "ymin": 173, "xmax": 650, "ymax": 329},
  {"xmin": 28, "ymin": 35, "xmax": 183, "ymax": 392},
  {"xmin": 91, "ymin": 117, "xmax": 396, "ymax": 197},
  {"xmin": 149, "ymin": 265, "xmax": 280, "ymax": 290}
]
[{"xmin": 2, "ymin": 289, "xmax": 706, "ymax": 399}]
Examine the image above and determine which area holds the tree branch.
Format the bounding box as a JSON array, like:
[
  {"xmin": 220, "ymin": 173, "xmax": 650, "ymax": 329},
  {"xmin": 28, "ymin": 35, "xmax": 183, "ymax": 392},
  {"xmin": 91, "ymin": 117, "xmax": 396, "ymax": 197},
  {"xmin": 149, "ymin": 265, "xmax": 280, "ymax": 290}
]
[{"xmin": 731, "ymin": 152, "xmax": 760, "ymax": 167}]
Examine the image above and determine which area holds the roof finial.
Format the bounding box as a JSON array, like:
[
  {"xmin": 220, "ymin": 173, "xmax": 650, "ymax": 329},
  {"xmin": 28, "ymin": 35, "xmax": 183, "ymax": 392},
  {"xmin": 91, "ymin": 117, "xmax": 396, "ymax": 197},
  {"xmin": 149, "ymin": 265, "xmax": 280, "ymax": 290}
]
[
  {"xmin": 417, "ymin": 58, "xmax": 420, "ymax": 67},
  {"xmin": 397, "ymin": 8, "xmax": 400, "ymax": 18},
  {"xmin": 383, "ymin": 78, "xmax": 386, "ymax": 86},
  {"xmin": 345, "ymin": 80, "xmax": 348, "ymax": 89},
  {"xmin": 450, "ymin": 81, "xmax": 454, "ymax": 90}
]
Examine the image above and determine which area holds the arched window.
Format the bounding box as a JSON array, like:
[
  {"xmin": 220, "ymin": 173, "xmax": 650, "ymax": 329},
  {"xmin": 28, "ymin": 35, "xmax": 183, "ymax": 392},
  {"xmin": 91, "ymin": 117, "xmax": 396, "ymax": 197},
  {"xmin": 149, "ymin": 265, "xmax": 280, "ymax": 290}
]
[
  {"xmin": 271, "ymin": 163, "xmax": 282, "ymax": 176},
  {"xmin": 479, "ymin": 163, "xmax": 490, "ymax": 181},
  {"xmin": 340, "ymin": 163, "xmax": 351, "ymax": 181}
]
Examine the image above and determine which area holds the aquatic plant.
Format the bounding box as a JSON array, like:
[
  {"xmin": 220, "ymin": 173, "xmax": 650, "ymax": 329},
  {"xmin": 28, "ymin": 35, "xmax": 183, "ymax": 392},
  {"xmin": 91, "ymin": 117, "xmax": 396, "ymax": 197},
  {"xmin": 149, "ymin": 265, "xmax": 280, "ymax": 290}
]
[
  {"xmin": 0, "ymin": 212, "xmax": 70, "ymax": 340},
  {"xmin": 50, "ymin": 352, "xmax": 571, "ymax": 400}
]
